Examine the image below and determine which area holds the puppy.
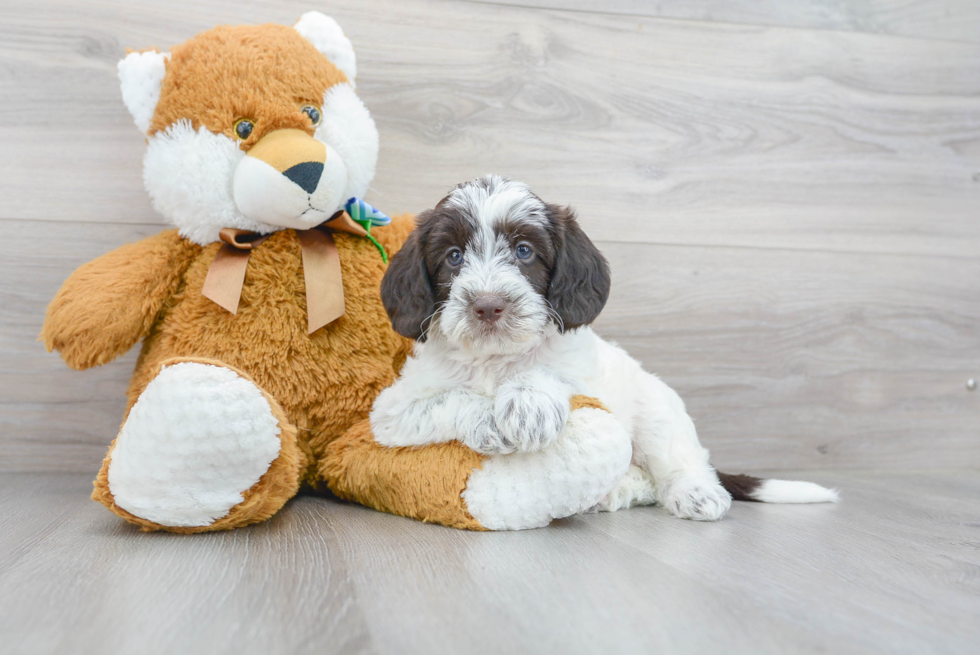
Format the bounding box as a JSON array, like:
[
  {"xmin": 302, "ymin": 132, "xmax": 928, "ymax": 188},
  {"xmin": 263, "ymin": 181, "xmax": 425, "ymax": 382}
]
[{"xmin": 371, "ymin": 175, "xmax": 838, "ymax": 521}]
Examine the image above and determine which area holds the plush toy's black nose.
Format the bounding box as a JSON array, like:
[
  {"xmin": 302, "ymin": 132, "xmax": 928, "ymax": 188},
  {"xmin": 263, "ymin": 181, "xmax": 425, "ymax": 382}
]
[
  {"xmin": 282, "ymin": 161, "xmax": 323, "ymax": 194},
  {"xmin": 472, "ymin": 295, "xmax": 508, "ymax": 323}
]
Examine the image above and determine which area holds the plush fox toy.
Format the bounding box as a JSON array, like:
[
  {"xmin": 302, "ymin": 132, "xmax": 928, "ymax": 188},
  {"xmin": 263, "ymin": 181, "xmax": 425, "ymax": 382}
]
[{"xmin": 41, "ymin": 13, "xmax": 631, "ymax": 532}]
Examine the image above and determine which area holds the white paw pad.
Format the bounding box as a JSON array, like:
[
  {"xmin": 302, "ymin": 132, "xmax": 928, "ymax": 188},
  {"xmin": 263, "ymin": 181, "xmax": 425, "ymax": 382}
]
[
  {"xmin": 107, "ymin": 362, "xmax": 282, "ymax": 527},
  {"xmin": 664, "ymin": 478, "xmax": 732, "ymax": 521}
]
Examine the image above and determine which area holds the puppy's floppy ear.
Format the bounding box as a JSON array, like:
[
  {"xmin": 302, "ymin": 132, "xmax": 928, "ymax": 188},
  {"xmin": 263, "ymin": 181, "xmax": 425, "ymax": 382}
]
[
  {"xmin": 380, "ymin": 220, "xmax": 436, "ymax": 341},
  {"xmin": 545, "ymin": 204, "xmax": 611, "ymax": 331}
]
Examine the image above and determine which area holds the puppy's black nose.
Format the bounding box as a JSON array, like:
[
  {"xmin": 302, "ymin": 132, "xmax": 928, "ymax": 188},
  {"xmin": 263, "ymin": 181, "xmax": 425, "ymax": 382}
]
[{"xmin": 472, "ymin": 295, "xmax": 508, "ymax": 323}]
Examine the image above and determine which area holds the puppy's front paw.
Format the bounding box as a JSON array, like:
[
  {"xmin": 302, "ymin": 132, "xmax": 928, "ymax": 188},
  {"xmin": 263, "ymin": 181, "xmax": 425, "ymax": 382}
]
[
  {"xmin": 493, "ymin": 387, "xmax": 568, "ymax": 453},
  {"xmin": 663, "ymin": 477, "xmax": 732, "ymax": 521},
  {"xmin": 462, "ymin": 415, "xmax": 518, "ymax": 455}
]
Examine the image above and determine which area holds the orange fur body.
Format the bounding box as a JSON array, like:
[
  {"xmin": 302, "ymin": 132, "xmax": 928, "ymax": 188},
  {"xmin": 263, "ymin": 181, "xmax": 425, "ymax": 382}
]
[{"xmin": 43, "ymin": 215, "xmax": 436, "ymax": 530}]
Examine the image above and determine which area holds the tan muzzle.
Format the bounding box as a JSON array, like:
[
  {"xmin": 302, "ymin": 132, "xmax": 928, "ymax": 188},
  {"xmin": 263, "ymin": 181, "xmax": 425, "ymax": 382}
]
[
  {"xmin": 233, "ymin": 128, "xmax": 345, "ymax": 229},
  {"xmin": 246, "ymin": 128, "xmax": 327, "ymax": 193}
]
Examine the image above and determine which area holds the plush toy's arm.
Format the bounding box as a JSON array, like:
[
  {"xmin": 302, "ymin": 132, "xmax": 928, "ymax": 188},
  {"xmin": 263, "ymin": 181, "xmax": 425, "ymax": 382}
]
[
  {"xmin": 372, "ymin": 212, "xmax": 415, "ymax": 257},
  {"xmin": 41, "ymin": 229, "xmax": 199, "ymax": 370},
  {"xmin": 323, "ymin": 394, "xmax": 632, "ymax": 531}
]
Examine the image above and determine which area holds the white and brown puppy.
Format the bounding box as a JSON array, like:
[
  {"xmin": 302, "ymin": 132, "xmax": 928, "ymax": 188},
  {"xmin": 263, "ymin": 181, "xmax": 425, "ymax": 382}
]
[{"xmin": 372, "ymin": 175, "xmax": 838, "ymax": 522}]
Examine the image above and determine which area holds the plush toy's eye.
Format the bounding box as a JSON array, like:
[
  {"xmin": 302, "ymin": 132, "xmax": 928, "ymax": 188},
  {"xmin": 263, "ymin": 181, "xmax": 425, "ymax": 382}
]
[
  {"xmin": 515, "ymin": 243, "xmax": 533, "ymax": 261},
  {"xmin": 447, "ymin": 247, "xmax": 464, "ymax": 267},
  {"xmin": 302, "ymin": 105, "xmax": 322, "ymax": 126},
  {"xmin": 234, "ymin": 119, "xmax": 254, "ymax": 140}
]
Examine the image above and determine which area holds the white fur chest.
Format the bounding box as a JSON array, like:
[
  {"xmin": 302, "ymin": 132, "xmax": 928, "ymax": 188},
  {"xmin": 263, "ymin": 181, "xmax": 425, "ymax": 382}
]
[{"xmin": 414, "ymin": 327, "xmax": 602, "ymax": 397}]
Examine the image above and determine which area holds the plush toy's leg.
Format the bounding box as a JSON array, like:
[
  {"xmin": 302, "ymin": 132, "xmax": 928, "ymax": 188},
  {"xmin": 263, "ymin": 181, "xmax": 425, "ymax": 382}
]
[
  {"xmin": 322, "ymin": 396, "xmax": 632, "ymax": 531},
  {"xmin": 92, "ymin": 358, "xmax": 303, "ymax": 533},
  {"xmin": 321, "ymin": 418, "xmax": 489, "ymax": 530}
]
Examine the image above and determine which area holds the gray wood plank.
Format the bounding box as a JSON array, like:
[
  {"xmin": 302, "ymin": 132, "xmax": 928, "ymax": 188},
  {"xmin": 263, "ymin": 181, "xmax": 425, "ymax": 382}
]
[
  {"xmin": 0, "ymin": 219, "xmax": 161, "ymax": 471},
  {"xmin": 3, "ymin": 219, "xmax": 977, "ymax": 472},
  {"xmin": 597, "ymin": 240, "xmax": 980, "ymax": 471},
  {"xmin": 473, "ymin": 0, "xmax": 980, "ymax": 44},
  {"xmin": 1, "ymin": 2, "xmax": 977, "ymax": 470},
  {"xmin": 0, "ymin": 0, "xmax": 978, "ymax": 258},
  {"xmin": 1, "ymin": 470, "xmax": 978, "ymax": 655},
  {"xmin": 0, "ymin": 474, "xmax": 375, "ymax": 655}
]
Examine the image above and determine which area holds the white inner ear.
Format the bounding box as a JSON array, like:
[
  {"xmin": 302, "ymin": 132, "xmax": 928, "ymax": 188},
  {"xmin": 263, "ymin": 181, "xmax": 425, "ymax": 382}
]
[
  {"xmin": 293, "ymin": 11, "xmax": 357, "ymax": 84},
  {"xmin": 118, "ymin": 50, "xmax": 170, "ymax": 134}
]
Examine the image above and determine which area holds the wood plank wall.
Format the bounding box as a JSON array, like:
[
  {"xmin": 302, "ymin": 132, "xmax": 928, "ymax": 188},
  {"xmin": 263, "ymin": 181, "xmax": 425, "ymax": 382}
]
[{"xmin": 1, "ymin": 0, "xmax": 978, "ymax": 473}]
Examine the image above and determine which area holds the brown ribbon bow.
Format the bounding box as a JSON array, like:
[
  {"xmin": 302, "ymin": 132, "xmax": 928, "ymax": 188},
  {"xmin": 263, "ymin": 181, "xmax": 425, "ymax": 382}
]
[{"xmin": 201, "ymin": 211, "xmax": 369, "ymax": 334}]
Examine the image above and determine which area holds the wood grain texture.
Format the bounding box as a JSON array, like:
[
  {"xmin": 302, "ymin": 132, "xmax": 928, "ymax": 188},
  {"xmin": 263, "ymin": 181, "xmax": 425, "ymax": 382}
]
[
  {"xmin": 596, "ymin": 241, "xmax": 980, "ymax": 471},
  {"xmin": 1, "ymin": 470, "xmax": 978, "ymax": 655},
  {"xmin": 474, "ymin": 0, "xmax": 980, "ymax": 44},
  {"xmin": 5, "ymin": 219, "xmax": 977, "ymax": 472},
  {"xmin": 1, "ymin": 0, "xmax": 978, "ymax": 473},
  {"xmin": 0, "ymin": 0, "xmax": 978, "ymax": 256}
]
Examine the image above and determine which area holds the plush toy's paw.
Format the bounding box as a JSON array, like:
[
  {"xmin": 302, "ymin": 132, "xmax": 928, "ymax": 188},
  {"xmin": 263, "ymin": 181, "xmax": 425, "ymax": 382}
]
[
  {"xmin": 461, "ymin": 396, "xmax": 632, "ymax": 530},
  {"xmin": 493, "ymin": 384, "xmax": 568, "ymax": 454},
  {"xmin": 661, "ymin": 475, "xmax": 732, "ymax": 521},
  {"xmin": 93, "ymin": 359, "xmax": 302, "ymax": 532}
]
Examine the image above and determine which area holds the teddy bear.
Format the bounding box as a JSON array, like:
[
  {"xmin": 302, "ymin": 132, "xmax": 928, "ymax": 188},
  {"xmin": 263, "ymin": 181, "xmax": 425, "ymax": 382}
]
[{"xmin": 41, "ymin": 12, "xmax": 632, "ymax": 533}]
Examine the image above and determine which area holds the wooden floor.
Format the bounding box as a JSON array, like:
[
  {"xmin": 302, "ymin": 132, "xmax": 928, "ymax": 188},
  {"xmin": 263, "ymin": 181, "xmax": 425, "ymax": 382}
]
[{"xmin": 1, "ymin": 470, "xmax": 978, "ymax": 655}]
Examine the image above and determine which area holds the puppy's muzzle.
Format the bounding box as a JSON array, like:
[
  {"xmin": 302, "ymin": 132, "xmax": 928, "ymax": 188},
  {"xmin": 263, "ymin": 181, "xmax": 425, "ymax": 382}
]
[{"xmin": 472, "ymin": 295, "xmax": 508, "ymax": 324}]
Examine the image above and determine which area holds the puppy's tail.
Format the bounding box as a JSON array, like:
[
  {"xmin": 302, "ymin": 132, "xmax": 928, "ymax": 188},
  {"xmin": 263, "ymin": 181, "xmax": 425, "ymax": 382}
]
[{"xmin": 717, "ymin": 472, "xmax": 839, "ymax": 504}]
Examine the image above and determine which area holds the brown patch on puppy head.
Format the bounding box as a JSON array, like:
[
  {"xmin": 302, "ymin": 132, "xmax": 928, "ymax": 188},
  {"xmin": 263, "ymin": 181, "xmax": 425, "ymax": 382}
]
[
  {"xmin": 544, "ymin": 203, "xmax": 611, "ymax": 330},
  {"xmin": 422, "ymin": 202, "xmax": 476, "ymax": 299},
  {"xmin": 379, "ymin": 210, "xmax": 442, "ymax": 341},
  {"xmin": 494, "ymin": 214, "xmax": 555, "ymax": 297},
  {"xmin": 381, "ymin": 196, "xmax": 482, "ymax": 341},
  {"xmin": 149, "ymin": 23, "xmax": 348, "ymax": 147}
]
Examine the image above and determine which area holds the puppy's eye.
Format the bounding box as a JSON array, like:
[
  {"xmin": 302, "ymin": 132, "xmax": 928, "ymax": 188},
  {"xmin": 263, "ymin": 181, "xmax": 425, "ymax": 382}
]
[
  {"xmin": 515, "ymin": 243, "xmax": 533, "ymax": 261},
  {"xmin": 234, "ymin": 119, "xmax": 254, "ymax": 140},
  {"xmin": 446, "ymin": 247, "xmax": 464, "ymax": 267},
  {"xmin": 302, "ymin": 105, "xmax": 322, "ymax": 126}
]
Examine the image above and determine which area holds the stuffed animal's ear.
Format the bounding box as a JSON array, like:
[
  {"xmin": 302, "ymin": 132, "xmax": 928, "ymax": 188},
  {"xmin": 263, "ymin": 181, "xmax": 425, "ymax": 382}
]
[
  {"xmin": 545, "ymin": 204, "xmax": 611, "ymax": 331},
  {"xmin": 380, "ymin": 221, "xmax": 435, "ymax": 341},
  {"xmin": 118, "ymin": 50, "xmax": 169, "ymax": 134},
  {"xmin": 293, "ymin": 12, "xmax": 357, "ymax": 83}
]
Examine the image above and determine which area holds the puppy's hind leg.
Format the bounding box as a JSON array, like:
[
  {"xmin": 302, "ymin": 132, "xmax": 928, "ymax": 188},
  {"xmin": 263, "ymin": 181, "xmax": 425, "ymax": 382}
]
[
  {"xmin": 594, "ymin": 465, "xmax": 658, "ymax": 512},
  {"xmin": 630, "ymin": 373, "xmax": 732, "ymax": 521}
]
